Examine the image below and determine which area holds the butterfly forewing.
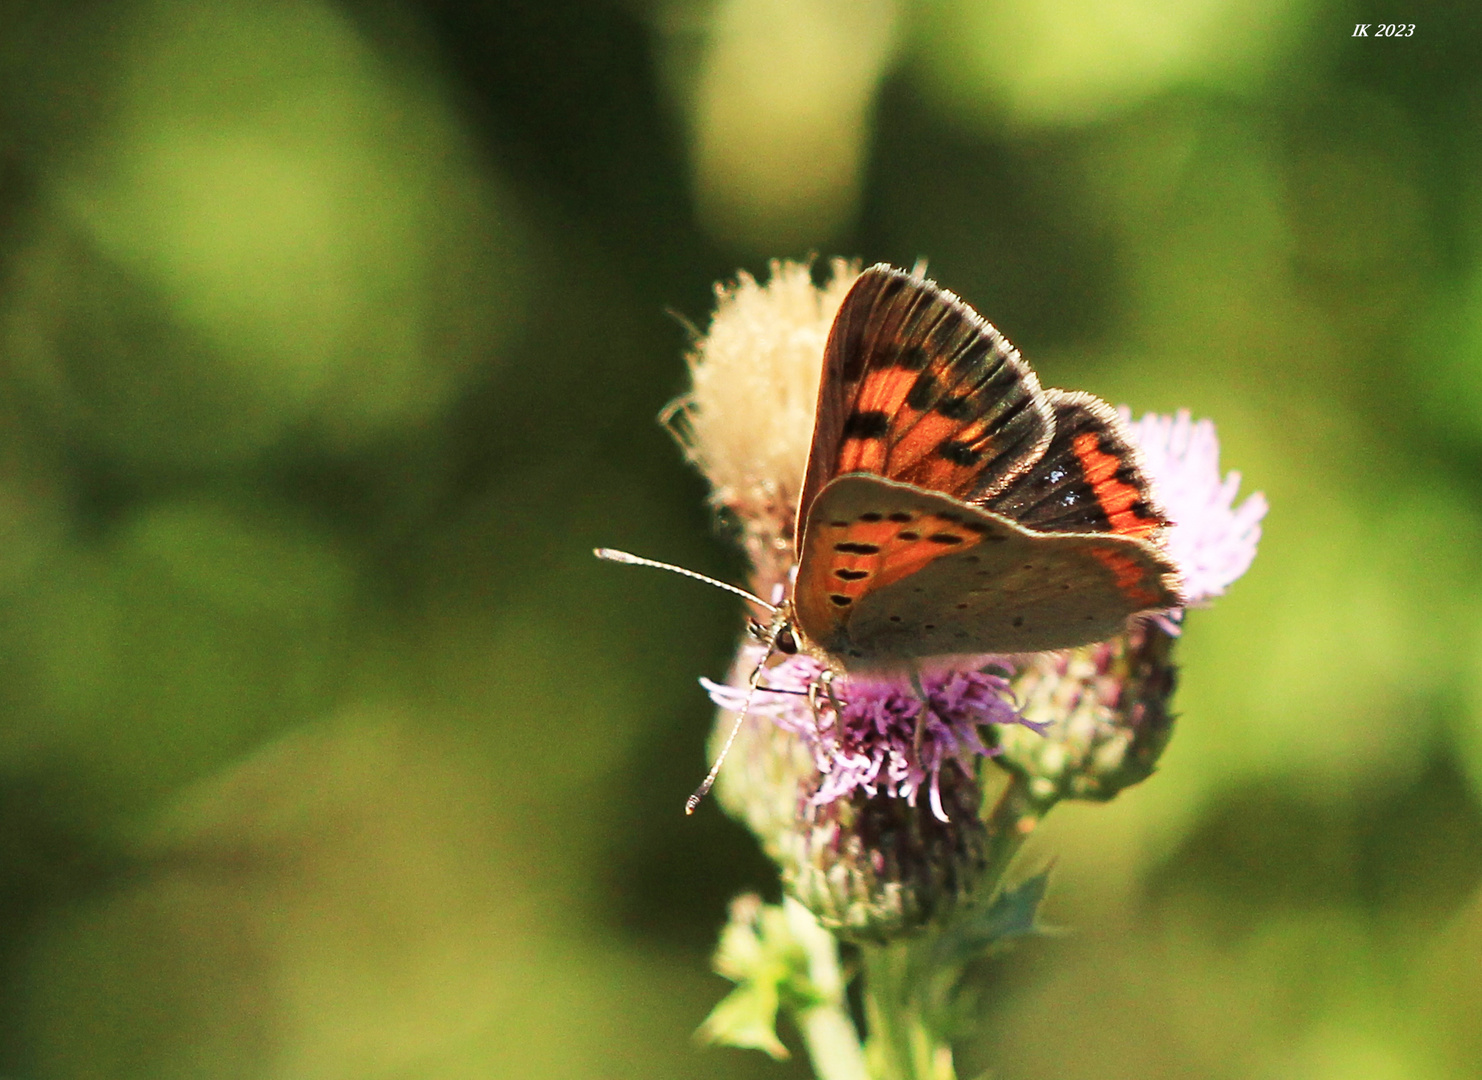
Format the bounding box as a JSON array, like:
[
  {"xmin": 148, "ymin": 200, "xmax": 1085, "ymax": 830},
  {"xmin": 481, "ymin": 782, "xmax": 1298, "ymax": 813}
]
[
  {"xmin": 795, "ymin": 266, "xmax": 1053, "ymax": 551},
  {"xmin": 795, "ymin": 475, "xmax": 1182, "ymax": 663}
]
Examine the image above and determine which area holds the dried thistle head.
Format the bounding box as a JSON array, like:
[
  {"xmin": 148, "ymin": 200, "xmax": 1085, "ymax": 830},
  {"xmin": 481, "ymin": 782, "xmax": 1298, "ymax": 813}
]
[{"xmin": 666, "ymin": 258, "xmax": 858, "ymax": 590}]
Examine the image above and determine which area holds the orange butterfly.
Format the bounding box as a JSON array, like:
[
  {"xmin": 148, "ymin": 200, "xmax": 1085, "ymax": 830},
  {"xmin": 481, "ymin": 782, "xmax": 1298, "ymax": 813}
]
[
  {"xmin": 787, "ymin": 264, "xmax": 1182, "ymax": 667},
  {"xmin": 600, "ymin": 264, "xmax": 1183, "ymax": 809}
]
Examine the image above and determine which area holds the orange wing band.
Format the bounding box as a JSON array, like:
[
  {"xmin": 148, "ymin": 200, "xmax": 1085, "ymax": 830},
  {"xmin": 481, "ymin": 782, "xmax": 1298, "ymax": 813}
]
[{"xmin": 1071, "ymin": 432, "xmax": 1164, "ymax": 541}]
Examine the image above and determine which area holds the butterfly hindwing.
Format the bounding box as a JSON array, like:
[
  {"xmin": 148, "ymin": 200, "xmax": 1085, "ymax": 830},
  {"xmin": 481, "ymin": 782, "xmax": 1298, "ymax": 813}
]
[
  {"xmin": 795, "ymin": 266, "xmax": 1053, "ymax": 550},
  {"xmin": 795, "ymin": 474, "xmax": 1182, "ymax": 663},
  {"xmin": 985, "ymin": 390, "xmax": 1170, "ymax": 541}
]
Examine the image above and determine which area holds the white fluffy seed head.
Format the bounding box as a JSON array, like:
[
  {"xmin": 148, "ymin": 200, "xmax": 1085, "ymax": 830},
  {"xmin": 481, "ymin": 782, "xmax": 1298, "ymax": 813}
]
[{"xmin": 667, "ymin": 258, "xmax": 859, "ymax": 586}]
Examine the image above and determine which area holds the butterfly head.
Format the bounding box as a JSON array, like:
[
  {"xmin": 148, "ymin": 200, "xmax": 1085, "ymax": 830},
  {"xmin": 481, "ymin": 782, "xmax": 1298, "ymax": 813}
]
[
  {"xmin": 745, "ymin": 610, "xmax": 800, "ymax": 657},
  {"xmin": 765, "ymin": 601, "xmax": 853, "ymax": 675}
]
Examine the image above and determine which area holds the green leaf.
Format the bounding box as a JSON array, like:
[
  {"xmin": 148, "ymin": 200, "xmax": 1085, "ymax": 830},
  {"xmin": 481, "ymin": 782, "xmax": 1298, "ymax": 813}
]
[
  {"xmin": 937, "ymin": 869, "xmax": 1052, "ymax": 968},
  {"xmin": 697, "ymin": 981, "xmax": 791, "ymax": 1060},
  {"xmin": 976, "ymin": 869, "xmax": 1052, "ymax": 946}
]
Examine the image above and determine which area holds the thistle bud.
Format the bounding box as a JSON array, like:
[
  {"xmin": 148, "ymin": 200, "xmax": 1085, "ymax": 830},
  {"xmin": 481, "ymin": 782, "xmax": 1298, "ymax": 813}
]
[
  {"xmin": 781, "ymin": 764, "xmax": 988, "ymax": 941},
  {"xmin": 996, "ymin": 619, "xmax": 1178, "ymax": 803}
]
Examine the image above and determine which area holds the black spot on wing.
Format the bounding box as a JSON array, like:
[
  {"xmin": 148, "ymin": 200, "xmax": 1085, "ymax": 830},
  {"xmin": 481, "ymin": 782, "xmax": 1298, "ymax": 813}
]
[
  {"xmin": 938, "ymin": 441, "xmax": 982, "ymax": 466},
  {"xmin": 905, "ymin": 372, "xmax": 937, "ymax": 410},
  {"xmin": 936, "ymin": 395, "xmax": 975, "ymax": 420},
  {"xmin": 834, "ymin": 542, "xmax": 881, "ymax": 554},
  {"xmin": 895, "ymin": 344, "xmax": 931, "ymax": 371},
  {"xmin": 843, "ymin": 411, "xmax": 890, "ymax": 440}
]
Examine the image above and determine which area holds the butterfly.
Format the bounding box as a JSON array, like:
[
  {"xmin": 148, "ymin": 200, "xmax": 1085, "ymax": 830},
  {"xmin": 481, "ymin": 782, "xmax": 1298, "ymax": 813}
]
[
  {"xmin": 598, "ymin": 263, "xmax": 1183, "ymax": 810},
  {"xmin": 786, "ymin": 263, "xmax": 1183, "ymax": 668}
]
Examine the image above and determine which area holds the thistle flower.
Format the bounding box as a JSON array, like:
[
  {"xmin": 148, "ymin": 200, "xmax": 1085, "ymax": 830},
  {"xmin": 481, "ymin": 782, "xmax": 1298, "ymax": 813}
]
[
  {"xmin": 673, "ymin": 260, "xmax": 1266, "ymax": 936},
  {"xmin": 666, "ymin": 258, "xmax": 856, "ymax": 591},
  {"xmin": 705, "ymin": 649, "xmax": 1036, "ymax": 820},
  {"xmin": 704, "ymin": 649, "xmax": 1040, "ymax": 937}
]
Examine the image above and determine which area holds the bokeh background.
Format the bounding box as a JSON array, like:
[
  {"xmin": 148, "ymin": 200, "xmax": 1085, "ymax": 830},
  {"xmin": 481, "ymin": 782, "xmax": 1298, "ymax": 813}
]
[{"xmin": 0, "ymin": 0, "xmax": 1478, "ymax": 1076}]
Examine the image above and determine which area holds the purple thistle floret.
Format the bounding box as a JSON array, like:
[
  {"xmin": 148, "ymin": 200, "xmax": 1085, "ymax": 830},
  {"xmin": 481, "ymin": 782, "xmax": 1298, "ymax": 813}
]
[
  {"xmin": 1122, "ymin": 408, "xmax": 1268, "ymax": 606},
  {"xmin": 705, "ymin": 649, "xmax": 1041, "ymax": 822}
]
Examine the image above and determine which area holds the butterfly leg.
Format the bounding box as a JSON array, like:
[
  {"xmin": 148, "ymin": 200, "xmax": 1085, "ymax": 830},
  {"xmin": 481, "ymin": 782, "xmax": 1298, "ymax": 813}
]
[
  {"xmin": 908, "ymin": 666, "xmax": 935, "ymax": 758},
  {"xmin": 806, "ymin": 677, "xmax": 826, "ymax": 728},
  {"xmin": 804, "ymin": 668, "xmax": 848, "ymax": 736},
  {"xmin": 819, "ymin": 668, "xmax": 846, "ymax": 720}
]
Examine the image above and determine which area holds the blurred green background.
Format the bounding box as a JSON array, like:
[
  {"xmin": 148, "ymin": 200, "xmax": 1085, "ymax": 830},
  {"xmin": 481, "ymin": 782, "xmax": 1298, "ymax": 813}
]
[{"xmin": 0, "ymin": 0, "xmax": 1478, "ymax": 1076}]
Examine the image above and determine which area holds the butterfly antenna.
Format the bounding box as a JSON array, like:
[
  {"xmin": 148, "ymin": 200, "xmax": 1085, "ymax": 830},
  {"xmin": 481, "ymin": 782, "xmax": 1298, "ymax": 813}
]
[
  {"xmin": 593, "ymin": 548, "xmax": 778, "ymax": 613},
  {"xmin": 685, "ymin": 620, "xmax": 784, "ymax": 815}
]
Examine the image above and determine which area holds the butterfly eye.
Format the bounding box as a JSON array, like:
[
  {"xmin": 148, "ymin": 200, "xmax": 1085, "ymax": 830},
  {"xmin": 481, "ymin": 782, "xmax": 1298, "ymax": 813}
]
[{"xmin": 776, "ymin": 626, "xmax": 799, "ymax": 655}]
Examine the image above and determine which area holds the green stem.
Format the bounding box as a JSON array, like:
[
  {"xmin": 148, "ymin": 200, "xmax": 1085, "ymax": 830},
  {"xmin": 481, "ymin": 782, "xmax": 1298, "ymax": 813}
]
[
  {"xmin": 860, "ymin": 941, "xmax": 955, "ymax": 1080},
  {"xmin": 860, "ymin": 942, "xmax": 914, "ymax": 1080},
  {"xmin": 857, "ymin": 773, "xmax": 1059, "ymax": 1080},
  {"xmin": 980, "ymin": 772, "xmax": 1057, "ymax": 896},
  {"xmin": 795, "ymin": 1000, "xmax": 871, "ymax": 1080}
]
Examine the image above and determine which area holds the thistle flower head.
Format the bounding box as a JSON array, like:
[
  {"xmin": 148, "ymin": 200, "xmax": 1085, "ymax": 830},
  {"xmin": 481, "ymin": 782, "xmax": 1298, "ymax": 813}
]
[
  {"xmin": 704, "ymin": 637, "xmax": 1038, "ymax": 937},
  {"xmin": 705, "ymin": 647, "xmax": 1038, "ymax": 823},
  {"xmin": 704, "ymin": 649, "xmax": 998, "ymax": 938},
  {"xmin": 667, "ymin": 259, "xmax": 858, "ymax": 588}
]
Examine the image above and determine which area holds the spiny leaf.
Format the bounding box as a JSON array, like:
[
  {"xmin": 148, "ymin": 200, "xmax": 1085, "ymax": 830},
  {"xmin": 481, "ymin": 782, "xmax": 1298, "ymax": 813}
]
[
  {"xmin": 975, "ymin": 869, "xmax": 1052, "ymax": 947},
  {"xmin": 929, "ymin": 868, "xmax": 1053, "ymax": 973}
]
